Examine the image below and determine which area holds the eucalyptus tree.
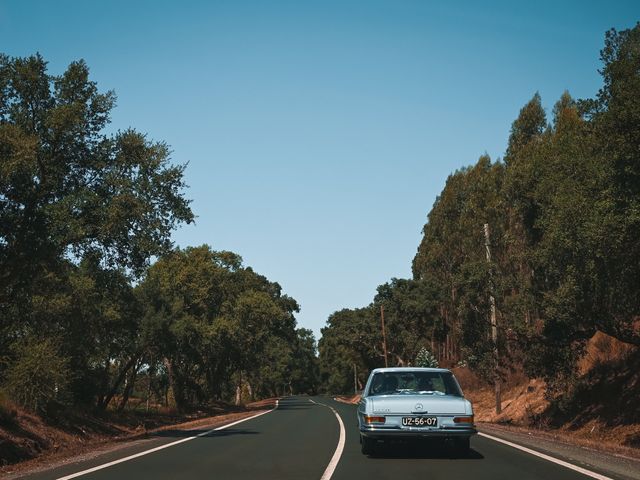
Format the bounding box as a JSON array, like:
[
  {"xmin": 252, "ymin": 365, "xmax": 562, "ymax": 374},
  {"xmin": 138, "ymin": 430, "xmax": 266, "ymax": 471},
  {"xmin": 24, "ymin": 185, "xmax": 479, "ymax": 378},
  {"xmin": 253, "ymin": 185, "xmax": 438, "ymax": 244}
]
[
  {"xmin": 373, "ymin": 277, "xmax": 443, "ymax": 366},
  {"xmin": 412, "ymin": 155, "xmax": 506, "ymax": 370},
  {"xmin": 320, "ymin": 23, "xmax": 640, "ymax": 396},
  {"xmin": 580, "ymin": 24, "xmax": 640, "ymax": 347}
]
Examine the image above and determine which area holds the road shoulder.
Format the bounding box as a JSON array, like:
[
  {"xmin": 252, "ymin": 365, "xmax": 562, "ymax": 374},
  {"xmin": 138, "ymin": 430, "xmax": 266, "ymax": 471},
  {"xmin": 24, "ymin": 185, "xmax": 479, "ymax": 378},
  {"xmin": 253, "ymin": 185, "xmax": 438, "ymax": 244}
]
[
  {"xmin": 3, "ymin": 408, "xmax": 274, "ymax": 480},
  {"xmin": 478, "ymin": 423, "xmax": 640, "ymax": 480}
]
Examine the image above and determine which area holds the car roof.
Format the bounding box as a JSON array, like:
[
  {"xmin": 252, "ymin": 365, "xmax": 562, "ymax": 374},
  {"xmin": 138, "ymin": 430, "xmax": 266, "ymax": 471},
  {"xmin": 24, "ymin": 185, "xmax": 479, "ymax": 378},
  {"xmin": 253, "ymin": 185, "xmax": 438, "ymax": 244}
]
[{"xmin": 370, "ymin": 367, "xmax": 451, "ymax": 374}]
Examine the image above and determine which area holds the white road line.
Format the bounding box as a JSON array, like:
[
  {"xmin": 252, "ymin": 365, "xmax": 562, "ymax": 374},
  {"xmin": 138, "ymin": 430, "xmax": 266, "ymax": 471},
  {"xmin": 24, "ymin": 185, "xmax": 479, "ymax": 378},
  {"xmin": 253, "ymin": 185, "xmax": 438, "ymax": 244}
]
[
  {"xmin": 479, "ymin": 432, "xmax": 613, "ymax": 480},
  {"xmin": 57, "ymin": 401, "xmax": 279, "ymax": 480},
  {"xmin": 309, "ymin": 399, "xmax": 346, "ymax": 480}
]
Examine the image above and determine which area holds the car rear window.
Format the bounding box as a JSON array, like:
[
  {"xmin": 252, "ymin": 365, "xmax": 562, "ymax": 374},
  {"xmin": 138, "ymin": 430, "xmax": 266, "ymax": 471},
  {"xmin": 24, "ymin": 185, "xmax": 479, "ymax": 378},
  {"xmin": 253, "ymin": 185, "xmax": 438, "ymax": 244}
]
[{"xmin": 367, "ymin": 371, "xmax": 462, "ymax": 397}]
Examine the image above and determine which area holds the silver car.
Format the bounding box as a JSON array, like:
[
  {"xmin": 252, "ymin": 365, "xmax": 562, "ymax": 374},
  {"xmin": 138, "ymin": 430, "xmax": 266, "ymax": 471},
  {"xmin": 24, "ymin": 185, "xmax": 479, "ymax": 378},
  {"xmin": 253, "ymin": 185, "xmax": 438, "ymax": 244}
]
[{"xmin": 358, "ymin": 367, "xmax": 476, "ymax": 455}]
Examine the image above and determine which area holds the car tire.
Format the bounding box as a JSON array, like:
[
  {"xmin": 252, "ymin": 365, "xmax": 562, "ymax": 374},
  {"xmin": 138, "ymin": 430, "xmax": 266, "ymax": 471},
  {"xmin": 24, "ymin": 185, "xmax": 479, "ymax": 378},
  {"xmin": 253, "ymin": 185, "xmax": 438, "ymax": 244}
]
[{"xmin": 361, "ymin": 435, "xmax": 375, "ymax": 455}]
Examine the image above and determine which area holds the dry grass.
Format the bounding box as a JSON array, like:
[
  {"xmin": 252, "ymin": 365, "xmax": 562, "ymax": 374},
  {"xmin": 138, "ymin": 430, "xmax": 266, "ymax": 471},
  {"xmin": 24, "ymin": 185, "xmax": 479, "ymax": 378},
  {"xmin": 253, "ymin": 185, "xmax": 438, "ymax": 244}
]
[
  {"xmin": 457, "ymin": 331, "xmax": 640, "ymax": 453},
  {"xmin": 335, "ymin": 333, "xmax": 640, "ymax": 455},
  {"xmin": 578, "ymin": 330, "xmax": 635, "ymax": 375},
  {"xmin": 461, "ymin": 375, "xmax": 549, "ymax": 424},
  {"xmin": 0, "ymin": 397, "xmax": 278, "ymax": 472},
  {"xmin": 334, "ymin": 394, "xmax": 361, "ymax": 405}
]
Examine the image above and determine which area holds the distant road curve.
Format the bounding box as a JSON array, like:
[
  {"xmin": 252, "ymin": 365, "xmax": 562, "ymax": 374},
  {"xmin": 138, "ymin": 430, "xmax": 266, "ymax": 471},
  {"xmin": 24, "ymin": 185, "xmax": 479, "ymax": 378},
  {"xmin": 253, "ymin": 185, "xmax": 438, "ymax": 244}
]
[{"xmin": 20, "ymin": 396, "xmax": 635, "ymax": 480}]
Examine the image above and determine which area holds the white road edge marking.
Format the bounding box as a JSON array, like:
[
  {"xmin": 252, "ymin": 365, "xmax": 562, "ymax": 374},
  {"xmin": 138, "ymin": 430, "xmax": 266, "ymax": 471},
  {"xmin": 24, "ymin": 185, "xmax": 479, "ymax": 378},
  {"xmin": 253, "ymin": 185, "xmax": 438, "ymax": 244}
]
[
  {"xmin": 57, "ymin": 400, "xmax": 280, "ymax": 480},
  {"xmin": 309, "ymin": 399, "xmax": 346, "ymax": 480},
  {"xmin": 479, "ymin": 432, "xmax": 613, "ymax": 480}
]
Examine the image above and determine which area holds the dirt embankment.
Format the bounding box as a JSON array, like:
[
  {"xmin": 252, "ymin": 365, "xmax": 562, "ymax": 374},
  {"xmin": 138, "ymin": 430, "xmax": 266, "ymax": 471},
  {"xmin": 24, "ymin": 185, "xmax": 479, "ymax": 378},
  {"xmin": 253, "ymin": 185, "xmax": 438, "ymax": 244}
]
[
  {"xmin": 456, "ymin": 331, "xmax": 640, "ymax": 454},
  {"xmin": 0, "ymin": 397, "xmax": 277, "ymax": 474},
  {"xmin": 335, "ymin": 332, "xmax": 640, "ymax": 456},
  {"xmin": 335, "ymin": 395, "xmax": 361, "ymax": 404}
]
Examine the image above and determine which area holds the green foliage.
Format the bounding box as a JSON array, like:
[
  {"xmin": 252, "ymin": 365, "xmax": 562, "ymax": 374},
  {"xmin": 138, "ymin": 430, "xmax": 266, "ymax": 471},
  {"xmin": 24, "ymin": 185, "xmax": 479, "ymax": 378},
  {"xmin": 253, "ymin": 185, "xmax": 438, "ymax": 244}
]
[
  {"xmin": 0, "ymin": 52, "xmax": 194, "ymax": 409},
  {"xmin": 374, "ymin": 277, "xmax": 444, "ymax": 365},
  {"xmin": 256, "ymin": 328, "xmax": 319, "ymax": 397},
  {"xmin": 318, "ymin": 277, "xmax": 445, "ymax": 393},
  {"xmin": 0, "ymin": 54, "xmax": 316, "ymax": 412},
  {"xmin": 290, "ymin": 328, "xmax": 320, "ymax": 394},
  {"xmin": 414, "ymin": 23, "xmax": 640, "ymax": 389},
  {"xmin": 414, "ymin": 347, "xmax": 438, "ymax": 368},
  {"xmin": 0, "ymin": 54, "xmax": 193, "ymax": 280},
  {"xmin": 0, "ymin": 391, "xmax": 18, "ymax": 426},
  {"xmin": 505, "ymin": 92, "xmax": 547, "ymax": 162},
  {"xmin": 2, "ymin": 336, "xmax": 70, "ymax": 413},
  {"xmin": 319, "ymin": 307, "xmax": 379, "ymax": 393},
  {"xmin": 138, "ymin": 245, "xmax": 308, "ymax": 409},
  {"xmin": 320, "ymin": 23, "xmax": 640, "ymax": 395}
]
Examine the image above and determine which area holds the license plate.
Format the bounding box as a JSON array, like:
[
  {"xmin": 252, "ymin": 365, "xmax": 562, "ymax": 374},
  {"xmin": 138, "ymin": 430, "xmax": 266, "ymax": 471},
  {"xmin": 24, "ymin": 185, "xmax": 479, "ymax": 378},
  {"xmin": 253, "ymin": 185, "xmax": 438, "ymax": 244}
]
[{"xmin": 402, "ymin": 416, "xmax": 438, "ymax": 427}]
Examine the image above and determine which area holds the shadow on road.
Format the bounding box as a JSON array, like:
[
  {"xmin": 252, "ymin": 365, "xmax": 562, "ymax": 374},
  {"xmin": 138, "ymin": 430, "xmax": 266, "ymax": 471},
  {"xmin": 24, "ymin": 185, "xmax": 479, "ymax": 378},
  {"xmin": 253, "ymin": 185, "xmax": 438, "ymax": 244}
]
[
  {"xmin": 367, "ymin": 442, "xmax": 484, "ymax": 460},
  {"xmin": 152, "ymin": 428, "xmax": 259, "ymax": 439},
  {"xmin": 276, "ymin": 400, "xmax": 313, "ymax": 410}
]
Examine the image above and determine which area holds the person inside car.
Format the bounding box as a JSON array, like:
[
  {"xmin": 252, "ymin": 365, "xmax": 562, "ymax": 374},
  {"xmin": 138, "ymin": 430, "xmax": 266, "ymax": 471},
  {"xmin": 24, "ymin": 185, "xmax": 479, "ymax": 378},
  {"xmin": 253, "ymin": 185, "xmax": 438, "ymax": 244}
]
[
  {"xmin": 417, "ymin": 376, "xmax": 434, "ymax": 392},
  {"xmin": 380, "ymin": 375, "xmax": 398, "ymax": 394}
]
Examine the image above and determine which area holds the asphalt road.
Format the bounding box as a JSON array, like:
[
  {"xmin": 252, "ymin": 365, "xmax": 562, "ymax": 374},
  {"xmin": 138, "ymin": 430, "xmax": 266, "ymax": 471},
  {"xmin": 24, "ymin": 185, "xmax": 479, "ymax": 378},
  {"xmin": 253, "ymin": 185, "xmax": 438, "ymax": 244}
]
[{"xmin": 21, "ymin": 396, "xmax": 633, "ymax": 480}]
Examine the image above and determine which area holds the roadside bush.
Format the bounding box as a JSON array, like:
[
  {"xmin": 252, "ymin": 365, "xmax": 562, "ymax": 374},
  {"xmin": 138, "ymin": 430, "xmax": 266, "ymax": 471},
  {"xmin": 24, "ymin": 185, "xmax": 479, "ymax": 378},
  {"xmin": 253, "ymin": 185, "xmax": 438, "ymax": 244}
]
[
  {"xmin": 414, "ymin": 347, "xmax": 439, "ymax": 368},
  {"xmin": 2, "ymin": 336, "xmax": 71, "ymax": 413},
  {"xmin": 0, "ymin": 391, "xmax": 18, "ymax": 426}
]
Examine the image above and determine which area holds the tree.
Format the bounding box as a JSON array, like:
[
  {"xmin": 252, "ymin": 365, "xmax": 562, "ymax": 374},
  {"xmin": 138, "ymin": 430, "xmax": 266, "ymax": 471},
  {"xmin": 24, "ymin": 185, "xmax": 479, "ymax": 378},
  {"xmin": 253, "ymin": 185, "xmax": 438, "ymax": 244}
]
[
  {"xmin": 320, "ymin": 22, "xmax": 640, "ymax": 397},
  {"xmin": 137, "ymin": 245, "xmax": 304, "ymax": 409},
  {"xmin": 413, "ymin": 156, "xmax": 506, "ymax": 366},
  {"xmin": 580, "ymin": 24, "xmax": 640, "ymax": 346},
  {"xmin": 319, "ymin": 307, "xmax": 379, "ymax": 393},
  {"xmin": 3, "ymin": 335, "xmax": 70, "ymax": 413},
  {"xmin": 0, "ymin": 54, "xmax": 193, "ymax": 344},
  {"xmin": 0, "ymin": 54, "xmax": 193, "ymax": 276},
  {"xmin": 414, "ymin": 347, "xmax": 438, "ymax": 368},
  {"xmin": 67, "ymin": 257, "xmax": 142, "ymax": 406},
  {"xmin": 289, "ymin": 328, "xmax": 319, "ymax": 395},
  {"xmin": 505, "ymin": 92, "xmax": 547, "ymax": 163},
  {"xmin": 0, "ymin": 54, "xmax": 193, "ymax": 407},
  {"xmin": 374, "ymin": 278, "xmax": 443, "ymax": 366}
]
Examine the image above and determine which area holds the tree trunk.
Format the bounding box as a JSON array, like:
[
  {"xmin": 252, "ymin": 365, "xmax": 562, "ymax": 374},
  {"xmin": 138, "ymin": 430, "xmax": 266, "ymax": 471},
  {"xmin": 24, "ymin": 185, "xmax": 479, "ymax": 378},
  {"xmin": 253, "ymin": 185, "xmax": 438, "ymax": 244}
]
[
  {"xmin": 99, "ymin": 355, "xmax": 139, "ymax": 410},
  {"xmin": 97, "ymin": 358, "xmax": 110, "ymax": 407},
  {"xmin": 118, "ymin": 362, "xmax": 139, "ymax": 411},
  {"xmin": 235, "ymin": 384, "xmax": 242, "ymax": 406},
  {"xmin": 246, "ymin": 380, "xmax": 253, "ymax": 401},
  {"xmin": 165, "ymin": 358, "xmax": 186, "ymax": 411}
]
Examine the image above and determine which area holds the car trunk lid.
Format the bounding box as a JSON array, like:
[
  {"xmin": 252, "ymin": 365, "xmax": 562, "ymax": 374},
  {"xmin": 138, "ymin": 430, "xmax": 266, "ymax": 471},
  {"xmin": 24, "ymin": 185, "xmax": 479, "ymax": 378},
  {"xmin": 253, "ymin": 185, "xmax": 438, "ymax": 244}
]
[{"xmin": 371, "ymin": 395, "xmax": 467, "ymax": 415}]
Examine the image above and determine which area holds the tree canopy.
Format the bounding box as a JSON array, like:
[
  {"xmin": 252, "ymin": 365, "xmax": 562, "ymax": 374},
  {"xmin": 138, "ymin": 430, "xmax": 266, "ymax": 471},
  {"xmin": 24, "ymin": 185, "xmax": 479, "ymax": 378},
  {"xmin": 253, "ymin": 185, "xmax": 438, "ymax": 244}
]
[
  {"xmin": 0, "ymin": 54, "xmax": 318, "ymax": 412},
  {"xmin": 319, "ymin": 23, "xmax": 640, "ymax": 394}
]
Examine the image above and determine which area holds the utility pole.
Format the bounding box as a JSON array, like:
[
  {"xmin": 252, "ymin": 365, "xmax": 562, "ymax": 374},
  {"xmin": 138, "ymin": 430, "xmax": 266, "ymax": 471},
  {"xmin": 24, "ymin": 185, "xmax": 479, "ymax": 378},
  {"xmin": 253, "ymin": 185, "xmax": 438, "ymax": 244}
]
[
  {"xmin": 380, "ymin": 305, "xmax": 389, "ymax": 367},
  {"xmin": 353, "ymin": 363, "xmax": 358, "ymax": 394},
  {"xmin": 484, "ymin": 223, "xmax": 501, "ymax": 414}
]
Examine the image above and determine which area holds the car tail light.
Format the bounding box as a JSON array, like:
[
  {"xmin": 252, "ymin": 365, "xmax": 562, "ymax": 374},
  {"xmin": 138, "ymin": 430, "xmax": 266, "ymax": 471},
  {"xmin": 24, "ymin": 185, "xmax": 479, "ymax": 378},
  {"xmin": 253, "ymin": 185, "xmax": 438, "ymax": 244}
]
[
  {"xmin": 453, "ymin": 416, "xmax": 474, "ymax": 424},
  {"xmin": 364, "ymin": 415, "xmax": 386, "ymax": 424}
]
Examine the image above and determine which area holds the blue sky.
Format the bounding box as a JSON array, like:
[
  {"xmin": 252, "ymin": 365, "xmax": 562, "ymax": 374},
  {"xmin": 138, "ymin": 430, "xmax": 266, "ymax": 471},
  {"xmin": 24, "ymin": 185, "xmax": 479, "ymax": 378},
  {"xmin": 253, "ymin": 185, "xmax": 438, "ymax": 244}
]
[{"xmin": 1, "ymin": 1, "xmax": 638, "ymax": 339}]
